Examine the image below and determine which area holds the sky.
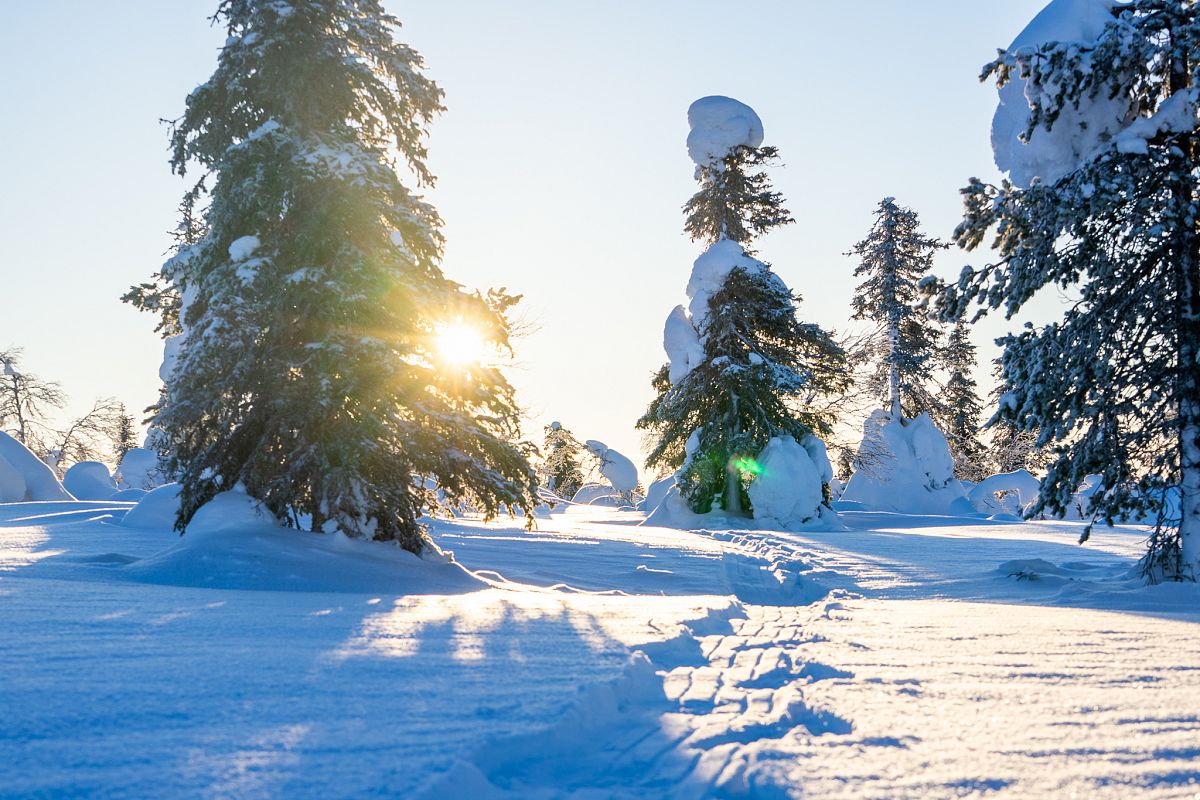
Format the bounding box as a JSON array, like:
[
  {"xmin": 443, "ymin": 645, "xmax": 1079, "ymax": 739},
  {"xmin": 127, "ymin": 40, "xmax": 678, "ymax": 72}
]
[{"xmin": 0, "ymin": 0, "xmax": 1053, "ymax": 476}]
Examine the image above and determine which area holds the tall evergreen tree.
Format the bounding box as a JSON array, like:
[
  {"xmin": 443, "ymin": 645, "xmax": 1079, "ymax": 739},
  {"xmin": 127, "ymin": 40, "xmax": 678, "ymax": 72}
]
[
  {"xmin": 151, "ymin": 0, "xmax": 536, "ymax": 552},
  {"xmin": 940, "ymin": 322, "xmax": 988, "ymax": 481},
  {"xmin": 939, "ymin": 1, "xmax": 1200, "ymax": 579},
  {"xmin": 541, "ymin": 421, "xmax": 585, "ymax": 499},
  {"xmin": 638, "ymin": 141, "xmax": 846, "ymax": 515},
  {"xmin": 848, "ymin": 198, "xmax": 948, "ymax": 422}
]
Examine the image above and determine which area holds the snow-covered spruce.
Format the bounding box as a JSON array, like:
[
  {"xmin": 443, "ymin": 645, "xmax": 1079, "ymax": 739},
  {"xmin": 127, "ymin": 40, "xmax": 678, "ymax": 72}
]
[
  {"xmin": 840, "ymin": 410, "xmax": 972, "ymax": 516},
  {"xmin": 939, "ymin": 0, "xmax": 1200, "ymax": 580},
  {"xmin": 638, "ymin": 97, "xmax": 846, "ymax": 524},
  {"xmin": 540, "ymin": 421, "xmax": 586, "ymax": 500},
  {"xmin": 848, "ymin": 197, "xmax": 948, "ymax": 424},
  {"xmin": 146, "ymin": 1, "xmax": 536, "ymax": 552},
  {"xmin": 940, "ymin": 322, "xmax": 988, "ymax": 482}
]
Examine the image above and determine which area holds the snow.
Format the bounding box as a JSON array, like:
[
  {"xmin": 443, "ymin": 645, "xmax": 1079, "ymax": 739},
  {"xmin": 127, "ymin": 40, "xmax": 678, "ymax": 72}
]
[
  {"xmin": 664, "ymin": 240, "xmax": 767, "ymax": 384},
  {"xmin": 120, "ymin": 482, "xmax": 182, "ymax": 529},
  {"xmin": 1115, "ymin": 88, "xmax": 1199, "ymax": 155},
  {"xmin": 583, "ymin": 440, "xmax": 639, "ymax": 494},
  {"xmin": 968, "ymin": 468, "xmax": 1042, "ymax": 515},
  {"xmin": 125, "ymin": 489, "xmax": 485, "ymax": 594},
  {"xmin": 0, "ymin": 430, "xmax": 73, "ymax": 502},
  {"xmin": 115, "ymin": 447, "xmax": 162, "ymax": 490},
  {"xmin": 686, "ymin": 96, "xmax": 764, "ymax": 168},
  {"xmin": 842, "ymin": 411, "xmax": 974, "ymax": 516},
  {"xmin": 686, "ymin": 238, "xmax": 761, "ymax": 324},
  {"xmin": 62, "ymin": 461, "xmax": 117, "ymax": 501},
  {"xmin": 228, "ymin": 234, "xmax": 260, "ymax": 261},
  {"xmin": 991, "ymin": 0, "xmax": 1128, "ymax": 187},
  {"xmin": 663, "ymin": 305, "xmax": 703, "ymax": 384},
  {"xmin": 746, "ymin": 435, "xmax": 839, "ymax": 530},
  {"xmin": 3, "ymin": 483, "xmax": 1199, "ymax": 796},
  {"xmin": 159, "ymin": 333, "xmax": 183, "ymax": 383}
]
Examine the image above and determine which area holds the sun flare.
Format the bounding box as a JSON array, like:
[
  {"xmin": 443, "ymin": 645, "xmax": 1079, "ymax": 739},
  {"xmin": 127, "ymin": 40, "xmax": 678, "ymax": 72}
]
[{"xmin": 434, "ymin": 322, "xmax": 488, "ymax": 367}]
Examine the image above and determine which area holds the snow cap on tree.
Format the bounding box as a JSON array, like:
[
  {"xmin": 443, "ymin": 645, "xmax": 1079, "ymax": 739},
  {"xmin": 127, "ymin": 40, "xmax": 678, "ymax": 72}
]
[
  {"xmin": 991, "ymin": 0, "xmax": 1128, "ymax": 188},
  {"xmin": 686, "ymin": 96, "xmax": 764, "ymax": 169}
]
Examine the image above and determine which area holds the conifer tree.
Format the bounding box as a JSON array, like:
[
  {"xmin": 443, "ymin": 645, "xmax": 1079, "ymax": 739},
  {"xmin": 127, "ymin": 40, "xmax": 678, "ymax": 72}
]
[
  {"xmin": 151, "ymin": 0, "xmax": 536, "ymax": 552},
  {"xmin": 940, "ymin": 322, "xmax": 988, "ymax": 481},
  {"xmin": 849, "ymin": 198, "xmax": 948, "ymax": 423},
  {"xmin": 939, "ymin": 1, "xmax": 1200, "ymax": 579},
  {"xmin": 113, "ymin": 407, "xmax": 138, "ymax": 462},
  {"xmin": 638, "ymin": 131, "xmax": 846, "ymax": 515},
  {"xmin": 541, "ymin": 421, "xmax": 585, "ymax": 499}
]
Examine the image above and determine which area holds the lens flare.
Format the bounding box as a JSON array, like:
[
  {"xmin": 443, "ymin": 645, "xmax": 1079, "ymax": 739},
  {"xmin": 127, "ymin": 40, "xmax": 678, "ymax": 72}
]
[
  {"xmin": 733, "ymin": 457, "xmax": 763, "ymax": 477},
  {"xmin": 435, "ymin": 322, "xmax": 488, "ymax": 367}
]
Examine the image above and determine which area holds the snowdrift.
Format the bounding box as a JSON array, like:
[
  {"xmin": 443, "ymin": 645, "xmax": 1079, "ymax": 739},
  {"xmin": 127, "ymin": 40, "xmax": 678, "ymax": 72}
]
[
  {"xmin": 63, "ymin": 461, "xmax": 117, "ymax": 501},
  {"xmin": 841, "ymin": 411, "xmax": 974, "ymax": 516},
  {"xmin": 644, "ymin": 436, "xmax": 839, "ymax": 532},
  {"xmin": 746, "ymin": 435, "xmax": 840, "ymax": 531},
  {"xmin": 968, "ymin": 469, "xmax": 1042, "ymax": 516},
  {"xmin": 115, "ymin": 447, "xmax": 163, "ymax": 491},
  {"xmin": 120, "ymin": 482, "xmax": 183, "ymax": 529},
  {"xmin": 123, "ymin": 489, "xmax": 485, "ymax": 594},
  {"xmin": 0, "ymin": 430, "xmax": 73, "ymax": 502}
]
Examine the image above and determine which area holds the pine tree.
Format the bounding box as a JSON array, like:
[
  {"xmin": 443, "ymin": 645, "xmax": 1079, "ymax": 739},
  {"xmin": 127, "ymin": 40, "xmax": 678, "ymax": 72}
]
[
  {"xmin": 151, "ymin": 0, "xmax": 536, "ymax": 552},
  {"xmin": 638, "ymin": 142, "xmax": 846, "ymax": 515},
  {"xmin": 541, "ymin": 421, "xmax": 585, "ymax": 500},
  {"xmin": 939, "ymin": 1, "xmax": 1200, "ymax": 579},
  {"xmin": 113, "ymin": 407, "xmax": 138, "ymax": 462},
  {"xmin": 848, "ymin": 198, "xmax": 948, "ymax": 422},
  {"xmin": 940, "ymin": 322, "xmax": 988, "ymax": 481}
]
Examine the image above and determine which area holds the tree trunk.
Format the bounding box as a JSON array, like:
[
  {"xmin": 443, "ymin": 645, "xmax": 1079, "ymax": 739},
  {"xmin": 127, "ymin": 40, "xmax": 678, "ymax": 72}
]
[
  {"xmin": 888, "ymin": 314, "xmax": 903, "ymax": 422},
  {"xmin": 725, "ymin": 463, "xmax": 742, "ymax": 515},
  {"xmin": 1178, "ymin": 182, "xmax": 1200, "ymax": 577},
  {"xmin": 1172, "ymin": 43, "xmax": 1199, "ymax": 578}
]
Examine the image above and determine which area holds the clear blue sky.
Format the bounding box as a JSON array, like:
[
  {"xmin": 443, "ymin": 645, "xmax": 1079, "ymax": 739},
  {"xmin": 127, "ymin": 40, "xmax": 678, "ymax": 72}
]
[{"xmin": 0, "ymin": 1, "xmax": 1050, "ymax": 473}]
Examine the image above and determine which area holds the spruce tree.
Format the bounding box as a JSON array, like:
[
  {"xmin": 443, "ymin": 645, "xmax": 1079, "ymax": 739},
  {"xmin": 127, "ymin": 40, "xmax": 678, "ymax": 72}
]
[
  {"xmin": 848, "ymin": 198, "xmax": 948, "ymax": 423},
  {"xmin": 151, "ymin": 0, "xmax": 536, "ymax": 552},
  {"xmin": 541, "ymin": 421, "xmax": 585, "ymax": 500},
  {"xmin": 113, "ymin": 407, "xmax": 138, "ymax": 462},
  {"xmin": 939, "ymin": 0, "xmax": 1200, "ymax": 579},
  {"xmin": 940, "ymin": 322, "xmax": 988, "ymax": 481},
  {"xmin": 638, "ymin": 140, "xmax": 846, "ymax": 515}
]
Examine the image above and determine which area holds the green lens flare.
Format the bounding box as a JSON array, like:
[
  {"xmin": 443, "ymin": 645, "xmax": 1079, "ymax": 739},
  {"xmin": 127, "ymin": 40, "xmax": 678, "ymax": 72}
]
[{"xmin": 733, "ymin": 457, "xmax": 763, "ymax": 476}]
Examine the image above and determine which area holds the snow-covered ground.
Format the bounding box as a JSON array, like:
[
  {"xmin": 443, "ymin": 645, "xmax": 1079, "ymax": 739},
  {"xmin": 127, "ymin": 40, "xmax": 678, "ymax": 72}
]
[{"xmin": 2, "ymin": 500, "xmax": 1198, "ymax": 798}]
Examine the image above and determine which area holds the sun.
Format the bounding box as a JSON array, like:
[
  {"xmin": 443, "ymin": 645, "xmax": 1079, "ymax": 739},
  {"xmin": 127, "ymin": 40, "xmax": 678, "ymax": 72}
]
[{"xmin": 434, "ymin": 321, "xmax": 488, "ymax": 367}]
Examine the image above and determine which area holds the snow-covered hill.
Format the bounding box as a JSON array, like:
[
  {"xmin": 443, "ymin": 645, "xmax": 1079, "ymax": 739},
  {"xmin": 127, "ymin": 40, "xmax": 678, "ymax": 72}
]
[{"xmin": 1, "ymin": 500, "xmax": 1197, "ymax": 798}]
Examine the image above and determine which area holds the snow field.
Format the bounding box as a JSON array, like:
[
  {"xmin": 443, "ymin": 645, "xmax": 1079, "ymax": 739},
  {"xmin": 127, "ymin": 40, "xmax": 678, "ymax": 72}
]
[{"xmin": 1, "ymin": 500, "xmax": 1198, "ymax": 797}]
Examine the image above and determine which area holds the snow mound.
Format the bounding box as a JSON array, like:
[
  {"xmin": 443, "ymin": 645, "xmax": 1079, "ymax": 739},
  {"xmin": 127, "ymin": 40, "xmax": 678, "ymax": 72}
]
[
  {"xmin": 584, "ymin": 441, "xmax": 639, "ymax": 494},
  {"xmin": 841, "ymin": 411, "xmax": 973, "ymax": 516},
  {"xmin": 120, "ymin": 483, "xmax": 183, "ymax": 530},
  {"xmin": 746, "ymin": 435, "xmax": 839, "ymax": 530},
  {"xmin": 571, "ymin": 483, "xmax": 623, "ymax": 507},
  {"xmin": 63, "ymin": 461, "xmax": 118, "ymax": 501},
  {"xmin": 687, "ymin": 96, "xmax": 764, "ymax": 167},
  {"xmin": 125, "ymin": 489, "xmax": 485, "ymax": 593},
  {"xmin": 992, "ymin": 0, "xmax": 1128, "ymax": 188},
  {"xmin": 110, "ymin": 488, "xmax": 148, "ymax": 502},
  {"xmin": 968, "ymin": 469, "xmax": 1042, "ymax": 515},
  {"xmin": 637, "ymin": 476, "xmax": 676, "ymax": 514},
  {"xmin": 115, "ymin": 448, "xmax": 163, "ymax": 491},
  {"xmin": 0, "ymin": 430, "xmax": 73, "ymax": 502}
]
